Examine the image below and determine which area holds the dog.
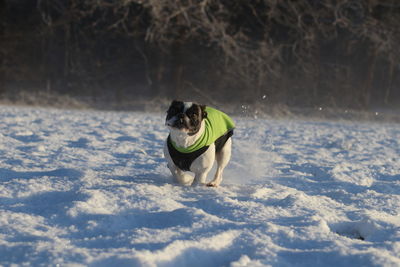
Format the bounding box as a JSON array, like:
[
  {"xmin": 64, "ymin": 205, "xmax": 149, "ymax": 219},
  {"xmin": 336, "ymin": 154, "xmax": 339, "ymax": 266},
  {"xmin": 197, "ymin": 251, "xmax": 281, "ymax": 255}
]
[{"xmin": 164, "ymin": 100, "xmax": 235, "ymax": 187}]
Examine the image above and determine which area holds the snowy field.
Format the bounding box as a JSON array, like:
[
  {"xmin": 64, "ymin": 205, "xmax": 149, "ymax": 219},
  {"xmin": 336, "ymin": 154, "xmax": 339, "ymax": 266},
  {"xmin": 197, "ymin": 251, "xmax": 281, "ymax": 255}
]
[{"xmin": 0, "ymin": 105, "xmax": 399, "ymax": 267}]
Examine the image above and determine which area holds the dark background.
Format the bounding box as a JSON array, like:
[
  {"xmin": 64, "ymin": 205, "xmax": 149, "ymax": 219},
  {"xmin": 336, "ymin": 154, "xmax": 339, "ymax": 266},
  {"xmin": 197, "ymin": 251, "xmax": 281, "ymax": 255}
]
[{"xmin": 1, "ymin": 0, "xmax": 399, "ymax": 110}]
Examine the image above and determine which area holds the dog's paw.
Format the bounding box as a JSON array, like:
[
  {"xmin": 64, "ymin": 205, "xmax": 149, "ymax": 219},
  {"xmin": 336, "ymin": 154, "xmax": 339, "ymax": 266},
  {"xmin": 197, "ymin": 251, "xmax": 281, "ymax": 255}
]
[{"xmin": 206, "ymin": 182, "xmax": 219, "ymax": 187}]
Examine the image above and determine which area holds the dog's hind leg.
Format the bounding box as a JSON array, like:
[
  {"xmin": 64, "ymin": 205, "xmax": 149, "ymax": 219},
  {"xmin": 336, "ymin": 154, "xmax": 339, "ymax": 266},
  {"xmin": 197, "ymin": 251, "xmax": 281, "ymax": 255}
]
[{"xmin": 207, "ymin": 138, "xmax": 232, "ymax": 187}]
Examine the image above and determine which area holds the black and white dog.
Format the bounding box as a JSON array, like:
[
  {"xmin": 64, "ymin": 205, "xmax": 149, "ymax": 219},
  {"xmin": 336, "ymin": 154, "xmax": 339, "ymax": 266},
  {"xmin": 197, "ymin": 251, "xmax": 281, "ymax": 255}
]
[{"xmin": 164, "ymin": 100, "xmax": 235, "ymax": 187}]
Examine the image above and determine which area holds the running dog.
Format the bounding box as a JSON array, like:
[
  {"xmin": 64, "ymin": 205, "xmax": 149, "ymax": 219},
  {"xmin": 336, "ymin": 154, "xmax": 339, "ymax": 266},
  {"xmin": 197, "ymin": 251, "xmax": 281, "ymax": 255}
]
[{"xmin": 164, "ymin": 100, "xmax": 235, "ymax": 187}]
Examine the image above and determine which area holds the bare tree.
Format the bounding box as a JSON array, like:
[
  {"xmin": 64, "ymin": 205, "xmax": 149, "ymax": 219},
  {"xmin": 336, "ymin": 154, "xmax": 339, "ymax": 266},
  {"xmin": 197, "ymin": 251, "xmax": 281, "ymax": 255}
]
[
  {"xmin": 1, "ymin": 0, "xmax": 400, "ymax": 108},
  {"xmin": 0, "ymin": 0, "xmax": 5, "ymax": 94}
]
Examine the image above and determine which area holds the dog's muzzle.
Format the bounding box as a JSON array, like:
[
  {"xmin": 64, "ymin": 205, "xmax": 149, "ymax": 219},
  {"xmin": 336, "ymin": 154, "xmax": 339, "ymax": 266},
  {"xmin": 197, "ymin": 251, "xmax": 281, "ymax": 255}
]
[{"xmin": 166, "ymin": 114, "xmax": 186, "ymax": 128}]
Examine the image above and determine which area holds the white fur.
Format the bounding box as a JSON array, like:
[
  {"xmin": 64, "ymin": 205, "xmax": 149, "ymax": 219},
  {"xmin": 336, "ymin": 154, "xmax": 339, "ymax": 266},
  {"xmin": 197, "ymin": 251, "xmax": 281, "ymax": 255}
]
[
  {"xmin": 164, "ymin": 123, "xmax": 232, "ymax": 187},
  {"xmin": 183, "ymin": 102, "xmax": 193, "ymax": 112},
  {"xmin": 167, "ymin": 120, "xmax": 205, "ymax": 148}
]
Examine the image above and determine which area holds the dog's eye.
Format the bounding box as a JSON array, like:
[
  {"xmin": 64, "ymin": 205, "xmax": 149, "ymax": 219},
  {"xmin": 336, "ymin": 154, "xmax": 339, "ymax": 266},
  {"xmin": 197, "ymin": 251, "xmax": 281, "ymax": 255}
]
[{"xmin": 188, "ymin": 113, "xmax": 197, "ymax": 119}]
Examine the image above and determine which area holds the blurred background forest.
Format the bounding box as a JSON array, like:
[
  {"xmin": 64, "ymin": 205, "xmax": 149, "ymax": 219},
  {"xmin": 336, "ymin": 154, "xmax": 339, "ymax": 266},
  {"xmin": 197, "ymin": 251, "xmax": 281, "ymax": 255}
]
[{"xmin": 0, "ymin": 0, "xmax": 400, "ymax": 111}]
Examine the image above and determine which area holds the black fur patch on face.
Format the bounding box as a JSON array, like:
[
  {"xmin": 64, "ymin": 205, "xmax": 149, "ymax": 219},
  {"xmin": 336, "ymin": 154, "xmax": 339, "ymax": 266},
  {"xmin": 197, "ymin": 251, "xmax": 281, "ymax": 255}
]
[{"xmin": 165, "ymin": 100, "xmax": 207, "ymax": 134}]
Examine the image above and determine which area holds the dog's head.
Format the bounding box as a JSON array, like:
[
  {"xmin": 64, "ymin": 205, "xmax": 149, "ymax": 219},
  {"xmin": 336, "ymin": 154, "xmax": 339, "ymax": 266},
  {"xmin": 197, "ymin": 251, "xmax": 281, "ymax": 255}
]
[{"xmin": 165, "ymin": 100, "xmax": 207, "ymax": 135}]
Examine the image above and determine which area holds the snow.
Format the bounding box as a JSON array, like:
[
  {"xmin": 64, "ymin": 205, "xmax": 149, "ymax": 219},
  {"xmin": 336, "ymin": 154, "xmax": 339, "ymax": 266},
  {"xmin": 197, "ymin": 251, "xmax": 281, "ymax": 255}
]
[{"xmin": 0, "ymin": 104, "xmax": 399, "ymax": 266}]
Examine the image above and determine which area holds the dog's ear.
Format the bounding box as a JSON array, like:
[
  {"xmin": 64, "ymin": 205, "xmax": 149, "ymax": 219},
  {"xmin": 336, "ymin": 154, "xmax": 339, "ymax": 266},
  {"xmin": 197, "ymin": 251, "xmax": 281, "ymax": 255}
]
[
  {"xmin": 200, "ymin": 105, "xmax": 207, "ymax": 118},
  {"xmin": 170, "ymin": 100, "xmax": 180, "ymax": 106}
]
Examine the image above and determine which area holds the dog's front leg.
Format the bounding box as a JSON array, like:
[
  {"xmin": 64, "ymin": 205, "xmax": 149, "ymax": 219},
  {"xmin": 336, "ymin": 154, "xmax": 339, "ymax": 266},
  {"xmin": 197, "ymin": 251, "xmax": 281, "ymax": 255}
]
[
  {"xmin": 164, "ymin": 143, "xmax": 193, "ymax": 185},
  {"xmin": 191, "ymin": 171, "xmax": 209, "ymax": 186},
  {"xmin": 167, "ymin": 163, "xmax": 193, "ymax": 186},
  {"xmin": 190, "ymin": 146, "xmax": 215, "ymax": 186}
]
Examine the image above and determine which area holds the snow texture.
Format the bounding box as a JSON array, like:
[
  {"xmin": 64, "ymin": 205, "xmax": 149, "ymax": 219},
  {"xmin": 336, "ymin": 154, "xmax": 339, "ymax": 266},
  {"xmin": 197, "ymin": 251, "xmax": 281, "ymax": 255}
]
[{"xmin": 0, "ymin": 105, "xmax": 399, "ymax": 266}]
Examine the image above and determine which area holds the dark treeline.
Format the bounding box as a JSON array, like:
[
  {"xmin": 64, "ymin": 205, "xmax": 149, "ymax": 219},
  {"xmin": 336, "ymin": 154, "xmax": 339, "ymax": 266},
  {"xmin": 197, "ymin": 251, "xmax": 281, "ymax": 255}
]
[{"xmin": 1, "ymin": 0, "xmax": 400, "ymax": 109}]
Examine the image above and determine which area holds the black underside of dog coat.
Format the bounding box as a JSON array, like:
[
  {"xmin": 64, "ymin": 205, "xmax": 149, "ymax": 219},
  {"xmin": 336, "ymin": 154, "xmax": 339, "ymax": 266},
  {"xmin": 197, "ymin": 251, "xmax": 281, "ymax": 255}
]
[{"xmin": 167, "ymin": 130, "xmax": 233, "ymax": 172}]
